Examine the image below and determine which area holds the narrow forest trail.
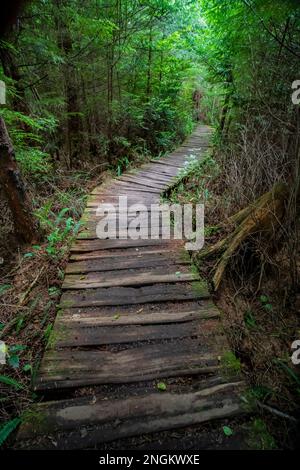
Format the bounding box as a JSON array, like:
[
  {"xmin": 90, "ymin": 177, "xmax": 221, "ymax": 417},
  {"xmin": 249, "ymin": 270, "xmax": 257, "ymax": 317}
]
[{"xmin": 17, "ymin": 125, "xmax": 246, "ymax": 450}]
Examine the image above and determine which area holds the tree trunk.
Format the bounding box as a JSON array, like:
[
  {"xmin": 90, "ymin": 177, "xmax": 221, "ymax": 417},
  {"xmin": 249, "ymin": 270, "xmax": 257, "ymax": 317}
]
[
  {"xmin": 55, "ymin": 3, "xmax": 82, "ymax": 168},
  {"xmin": 0, "ymin": 117, "xmax": 40, "ymax": 243},
  {"xmin": 146, "ymin": 25, "xmax": 153, "ymax": 98}
]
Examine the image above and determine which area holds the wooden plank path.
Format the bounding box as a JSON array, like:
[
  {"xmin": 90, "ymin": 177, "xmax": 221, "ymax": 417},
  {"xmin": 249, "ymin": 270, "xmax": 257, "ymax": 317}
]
[{"xmin": 17, "ymin": 125, "xmax": 245, "ymax": 449}]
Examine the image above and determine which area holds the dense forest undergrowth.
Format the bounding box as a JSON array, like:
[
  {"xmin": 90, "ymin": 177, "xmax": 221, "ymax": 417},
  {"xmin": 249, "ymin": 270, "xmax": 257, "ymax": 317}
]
[{"xmin": 0, "ymin": 0, "xmax": 300, "ymax": 449}]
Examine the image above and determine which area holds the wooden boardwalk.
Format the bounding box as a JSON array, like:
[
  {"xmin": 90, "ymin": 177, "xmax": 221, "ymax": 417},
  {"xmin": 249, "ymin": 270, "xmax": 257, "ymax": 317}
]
[{"xmin": 17, "ymin": 125, "xmax": 244, "ymax": 449}]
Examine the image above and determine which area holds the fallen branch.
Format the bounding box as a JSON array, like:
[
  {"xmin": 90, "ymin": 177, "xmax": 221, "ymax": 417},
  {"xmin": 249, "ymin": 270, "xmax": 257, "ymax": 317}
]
[
  {"xmin": 196, "ymin": 182, "xmax": 290, "ymax": 290},
  {"xmin": 257, "ymin": 400, "xmax": 298, "ymax": 423}
]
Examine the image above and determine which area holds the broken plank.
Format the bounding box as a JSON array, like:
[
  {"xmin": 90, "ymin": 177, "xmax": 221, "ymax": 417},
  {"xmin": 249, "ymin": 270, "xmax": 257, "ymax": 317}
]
[
  {"xmin": 17, "ymin": 382, "xmax": 243, "ymax": 449},
  {"xmin": 34, "ymin": 340, "xmax": 220, "ymax": 391}
]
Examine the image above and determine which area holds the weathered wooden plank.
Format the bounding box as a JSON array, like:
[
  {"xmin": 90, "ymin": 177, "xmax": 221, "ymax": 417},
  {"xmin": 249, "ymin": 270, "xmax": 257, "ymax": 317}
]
[
  {"xmin": 82, "ymin": 206, "xmax": 170, "ymax": 217},
  {"xmin": 60, "ymin": 281, "xmax": 209, "ymax": 307},
  {"xmin": 17, "ymin": 382, "xmax": 243, "ymax": 449},
  {"xmin": 120, "ymin": 174, "xmax": 168, "ymax": 184},
  {"xmin": 131, "ymin": 171, "xmax": 174, "ymax": 183},
  {"xmin": 62, "ymin": 268, "xmax": 198, "ymax": 290},
  {"xmin": 92, "ymin": 178, "xmax": 166, "ymax": 193},
  {"xmin": 118, "ymin": 176, "xmax": 167, "ymax": 190},
  {"xmin": 77, "ymin": 226, "xmax": 165, "ymax": 240},
  {"xmin": 79, "ymin": 218, "xmax": 163, "ymax": 230},
  {"xmin": 87, "ymin": 195, "xmax": 159, "ymax": 205},
  {"xmin": 112, "ymin": 184, "xmax": 163, "ymax": 194},
  {"xmin": 86, "ymin": 195, "xmax": 158, "ymax": 207},
  {"xmin": 53, "ymin": 317, "xmax": 217, "ymax": 347},
  {"xmin": 150, "ymin": 160, "xmax": 182, "ymax": 169},
  {"xmin": 69, "ymin": 246, "xmax": 180, "ymax": 261},
  {"xmin": 71, "ymin": 238, "xmax": 174, "ymax": 252},
  {"xmin": 56, "ymin": 306, "xmax": 220, "ymax": 327},
  {"xmin": 143, "ymin": 164, "xmax": 179, "ymax": 175},
  {"xmin": 93, "ymin": 184, "xmax": 162, "ymax": 195},
  {"xmin": 34, "ymin": 340, "xmax": 220, "ymax": 391},
  {"xmin": 66, "ymin": 252, "xmax": 189, "ymax": 273}
]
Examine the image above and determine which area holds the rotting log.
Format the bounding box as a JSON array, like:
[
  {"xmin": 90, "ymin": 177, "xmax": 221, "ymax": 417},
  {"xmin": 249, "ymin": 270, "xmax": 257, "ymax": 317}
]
[
  {"xmin": 0, "ymin": 117, "xmax": 40, "ymax": 243},
  {"xmin": 196, "ymin": 182, "xmax": 290, "ymax": 290}
]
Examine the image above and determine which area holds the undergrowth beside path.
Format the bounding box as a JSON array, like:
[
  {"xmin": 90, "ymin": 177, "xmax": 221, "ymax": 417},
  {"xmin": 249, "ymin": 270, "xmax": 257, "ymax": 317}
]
[{"xmin": 165, "ymin": 145, "xmax": 300, "ymax": 449}]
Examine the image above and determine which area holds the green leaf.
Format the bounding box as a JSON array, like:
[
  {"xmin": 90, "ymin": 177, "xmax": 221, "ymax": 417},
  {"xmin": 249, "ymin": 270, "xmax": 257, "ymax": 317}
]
[
  {"xmin": 15, "ymin": 318, "xmax": 24, "ymax": 335},
  {"xmin": 264, "ymin": 303, "xmax": 273, "ymax": 312},
  {"xmin": 8, "ymin": 355, "xmax": 20, "ymax": 369},
  {"xmin": 23, "ymin": 364, "xmax": 32, "ymax": 373},
  {"xmin": 32, "ymin": 245, "xmax": 41, "ymax": 250},
  {"xmin": 259, "ymin": 295, "xmax": 268, "ymax": 304},
  {"xmin": 244, "ymin": 310, "xmax": 256, "ymax": 329},
  {"xmin": 157, "ymin": 382, "xmax": 167, "ymax": 391},
  {"xmin": 0, "ymin": 417, "xmax": 21, "ymax": 446},
  {"xmin": 223, "ymin": 425, "xmax": 233, "ymax": 436},
  {"xmin": 24, "ymin": 252, "xmax": 34, "ymax": 258},
  {"xmin": 0, "ymin": 375, "xmax": 24, "ymax": 390},
  {"xmin": 0, "ymin": 323, "xmax": 5, "ymax": 330}
]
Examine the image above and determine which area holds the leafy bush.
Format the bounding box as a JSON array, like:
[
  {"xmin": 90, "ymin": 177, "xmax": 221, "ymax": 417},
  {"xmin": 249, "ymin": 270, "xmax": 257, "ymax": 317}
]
[
  {"xmin": 35, "ymin": 205, "xmax": 81, "ymax": 258},
  {"xmin": 0, "ymin": 108, "xmax": 57, "ymax": 179}
]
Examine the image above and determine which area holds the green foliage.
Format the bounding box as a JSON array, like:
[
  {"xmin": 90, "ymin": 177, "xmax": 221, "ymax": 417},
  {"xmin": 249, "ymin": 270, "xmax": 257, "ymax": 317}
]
[
  {"xmin": 23, "ymin": 364, "xmax": 32, "ymax": 374},
  {"xmin": 157, "ymin": 381, "xmax": 167, "ymax": 391},
  {"xmin": 247, "ymin": 418, "xmax": 276, "ymax": 450},
  {"xmin": 43, "ymin": 323, "xmax": 53, "ymax": 347},
  {"xmin": 0, "ymin": 108, "xmax": 56, "ymax": 178},
  {"xmin": 7, "ymin": 344, "xmax": 27, "ymax": 370},
  {"xmin": 0, "ymin": 417, "xmax": 21, "ymax": 447},
  {"xmin": 221, "ymin": 351, "xmax": 241, "ymax": 378},
  {"xmin": 35, "ymin": 205, "xmax": 81, "ymax": 258},
  {"xmin": 244, "ymin": 309, "xmax": 257, "ymax": 329},
  {"xmin": 0, "ymin": 375, "xmax": 25, "ymax": 390},
  {"xmin": 167, "ymin": 152, "xmax": 219, "ymax": 205},
  {"xmin": 247, "ymin": 385, "xmax": 273, "ymax": 403},
  {"xmin": 116, "ymin": 156, "xmax": 130, "ymax": 177},
  {"xmin": 179, "ymin": 153, "xmax": 219, "ymax": 181},
  {"xmin": 274, "ymin": 359, "xmax": 300, "ymax": 396},
  {"xmin": 259, "ymin": 295, "xmax": 273, "ymax": 312},
  {"xmin": 0, "ymin": 285, "xmax": 12, "ymax": 297},
  {"xmin": 223, "ymin": 425, "xmax": 233, "ymax": 437},
  {"xmin": 204, "ymin": 225, "xmax": 220, "ymax": 237},
  {"xmin": 0, "ymin": 0, "xmax": 215, "ymax": 179}
]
